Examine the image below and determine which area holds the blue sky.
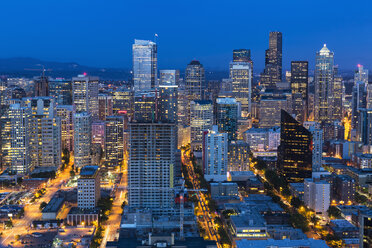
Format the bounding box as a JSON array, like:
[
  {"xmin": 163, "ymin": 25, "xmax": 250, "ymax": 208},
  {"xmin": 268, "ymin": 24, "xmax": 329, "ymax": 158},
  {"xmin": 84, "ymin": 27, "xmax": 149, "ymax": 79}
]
[{"xmin": 0, "ymin": 0, "xmax": 371, "ymax": 71}]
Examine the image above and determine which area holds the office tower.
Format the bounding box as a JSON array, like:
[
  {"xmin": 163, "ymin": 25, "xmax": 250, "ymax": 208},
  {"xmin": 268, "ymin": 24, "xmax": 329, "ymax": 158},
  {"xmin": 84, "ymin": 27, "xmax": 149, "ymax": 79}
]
[
  {"xmin": 25, "ymin": 97, "xmax": 61, "ymax": 169},
  {"xmin": 177, "ymin": 88, "xmax": 188, "ymax": 127},
  {"xmin": 72, "ymin": 75, "xmax": 99, "ymax": 120},
  {"xmin": 185, "ymin": 60, "xmax": 205, "ymax": 101},
  {"xmin": 34, "ymin": 75, "xmax": 49, "ymax": 97},
  {"xmin": 314, "ymin": 44, "xmax": 335, "ymax": 122},
  {"xmin": 260, "ymin": 32, "xmax": 282, "ymax": 88},
  {"xmin": 0, "ymin": 76, "xmax": 7, "ymax": 107},
  {"xmin": 360, "ymin": 211, "xmax": 372, "ymax": 248},
  {"xmin": 133, "ymin": 92, "xmax": 157, "ymax": 122},
  {"xmin": 228, "ymin": 140, "xmax": 250, "ymax": 171},
  {"xmin": 290, "ymin": 61, "xmax": 308, "ymax": 121},
  {"xmin": 351, "ymin": 81, "xmax": 367, "ymax": 129},
  {"xmin": 304, "ymin": 178, "xmax": 330, "ymax": 215},
  {"xmin": 133, "ymin": 39, "xmax": 157, "ymax": 91},
  {"xmin": 7, "ymin": 103, "xmax": 30, "ymax": 174},
  {"xmin": 259, "ymin": 90, "xmax": 292, "ymax": 128},
  {"xmin": 157, "ymin": 85, "xmax": 178, "ymax": 123},
  {"xmin": 230, "ymin": 60, "xmax": 252, "ymax": 117},
  {"xmin": 49, "ymin": 78, "xmax": 72, "ymax": 105},
  {"xmin": 77, "ymin": 165, "xmax": 100, "ymax": 209},
  {"xmin": 366, "ymin": 83, "xmax": 372, "ymax": 109},
  {"xmin": 216, "ymin": 98, "xmax": 239, "ymax": 141},
  {"xmin": 190, "ymin": 100, "xmax": 214, "ymax": 150},
  {"xmin": 358, "ymin": 109, "xmax": 372, "ymax": 146},
  {"xmin": 92, "ymin": 121, "xmax": 105, "ymax": 149},
  {"xmin": 159, "ymin": 70, "xmax": 180, "ymax": 86},
  {"xmin": 354, "ymin": 64, "xmax": 369, "ymax": 85},
  {"xmin": 128, "ymin": 123, "xmax": 176, "ymax": 213},
  {"xmin": 244, "ymin": 126, "xmax": 280, "ymax": 152},
  {"xmin": 56, "ymin": 105, "xmax": 74, "ymax": 152},
  {"xmin": 332, "ymin": 71, "xmax": 343, "ymax": 121},
  {"xmin": 278, "ymin": 110, "xmax": 312, "ymax": 182},
  {"xmin": 105, "ymin": 116, "xmax": 124, "ymax": 168},
  {"xmin": 303, "ymin": 122, "xmax": 323, "ymax": 172},
  {"xmin": 112, "ymin": 88, "xmax": 133, "ymax": 116},
  {"xmin": 98, "ymin": 94, "xmax": 113, "ymax": 121},
  {"xmin": 73, "ymin": 112, "xmax": 92, "ymax": 168},
  {"xmin": 202, "ymin": 126, "xmax": 228, "ymax": 182}
]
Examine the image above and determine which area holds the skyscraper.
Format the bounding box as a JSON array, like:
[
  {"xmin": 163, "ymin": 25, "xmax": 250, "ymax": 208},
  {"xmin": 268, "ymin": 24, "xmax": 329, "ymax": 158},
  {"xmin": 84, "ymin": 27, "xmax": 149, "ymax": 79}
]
[
  {"xmin": 0, "ymin": 76, "xmax": 7, "ymax": 107},
  {"xmin": 185, "ymin": 60, "xmax": 205, "ymax": 101},
  {"xmin": 77, "ymin": 165, "xmax": 100, "ymax": 209},
  {"xmin": 159, "ymin": 70, "xmax": 180, "ymax": 86},
  {"xmin": 98, "ymin": 94, "xmax": 113, "ymax": 121},
  {"xmin": 34, "ymin": 75, "xmax": 49, "ymax": 97},
  {"xmin": 314, "ymin": 44, "xmax": 334, "ymax": 122},
  {"xmin": 304, "ymin": 178, "xmax": 330, "ymax": 215},
  {"xmin": 128, "ymin": 123, "xmax": 176, "ymax": 214},
  {"xmin": 354, "ymin": 64, "xmax": 369, "ymax": 85},
  {"xmin": 72, "ymin": 75, "xmax": 99, "ymax": 120},
  {"xmin": 56, "ymin": 105, "xmax": 74, "ymax": 152},
  {"xmin": 133, "ymin": 39, "xmax": 157, "ymax": 91},
  {"xmin": 278, "ymin": 110, "xmax": 312, "ymax": 182},
  {"xmin": 105, "ymin": 116, "xmax": 124, "ymax": 168},
  {"xmin": 157, "ymin": 85, "xmax": 178, "ymax": 123},
  {"xmin": 133, "ymin": 92, "xmax": 157, "ymax": 122},
  {"xmin": 216, "ymin": 98, "xmax": 239, "ymax": 141},
  {"xmin": 291, "ymin": 61, "xmax": 308, "ymax": 122},
  {"xmin": 233, "ymin": 49, "xmax": 251, "ymax": 63},
  {"xmin": 112, "ymin": 88, "xmax": 133, "ymax": 117},
  {"xmin": 202, "ymin": 126, "xmax": 228, "ymax": 182},
  {"xmin": 190, "ymin": 100, "xmax": 214, "ymax": 150},
  {"xmin": 73, "ymin": 112, "xmax": 92, "ymax": 168},
  {"xmin": 8, "ymin": 103, "xmax": 30, "ymax": 174},
  {"xmin": 49, "ymin": 78, "xmax": 72, "ymax": 105},
  {"xmin": 230, "ymin": 60, "xmax": 252, "ymax": 117},
  {"xmin": 260, "ymin": 32, "xmax": 282, "ymax": 88},
  {"xmin": 25, "ymin": 97, "xmax": 61, "ymax": 169},
  {"xmin": 303, "ymin": 121, "xmax": 323, "ymax": 172}
]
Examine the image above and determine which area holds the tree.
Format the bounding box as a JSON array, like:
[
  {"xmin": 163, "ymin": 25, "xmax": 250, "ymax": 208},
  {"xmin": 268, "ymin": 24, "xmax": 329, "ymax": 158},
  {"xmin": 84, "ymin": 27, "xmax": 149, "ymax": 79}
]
[
  {"xmin": 39, "ymin": 201, "xmax": 48, "ymax": 210},
  {"xmin": 327, "ymin": 206, "xmax": 342, "ymax": 219},
  {"xmin": 15, "ymin": 234, "xmax": 20, "ymax": 241},
  {"xmin": 310, "ymin": 215, "xmax": 320, "ymax": 226},
  {"xmin": 290, "ymin": 197, "xmax": 302, "ymax": 209},
  {"xmin": 70, "ymin": 170, "xmax": 75, "ymax": 177}
]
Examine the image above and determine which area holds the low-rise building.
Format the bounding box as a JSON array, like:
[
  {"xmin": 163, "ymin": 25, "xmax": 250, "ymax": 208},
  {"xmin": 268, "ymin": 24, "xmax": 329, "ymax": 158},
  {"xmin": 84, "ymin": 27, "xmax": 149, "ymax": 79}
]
[
  {"xmin": 210, "ymin": 182, "xmax": 239, "ymax": 199},
  {"xmin": 236, "ymin": 238, "xmax": 329, "ymax": 248},
  {"xmin": 42, "ymin": 197, "xmax": 65, "ymax": 220},
  {"xmin": 230, "ymin": 213, "xmax": 268, "ymax": 240}
]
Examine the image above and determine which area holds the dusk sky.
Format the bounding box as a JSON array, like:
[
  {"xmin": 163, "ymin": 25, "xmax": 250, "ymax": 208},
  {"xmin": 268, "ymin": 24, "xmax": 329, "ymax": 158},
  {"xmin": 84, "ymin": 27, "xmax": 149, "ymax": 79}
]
[{"xmin": 1, "ymin": 0, "xmax": 371, "ymax": 71}]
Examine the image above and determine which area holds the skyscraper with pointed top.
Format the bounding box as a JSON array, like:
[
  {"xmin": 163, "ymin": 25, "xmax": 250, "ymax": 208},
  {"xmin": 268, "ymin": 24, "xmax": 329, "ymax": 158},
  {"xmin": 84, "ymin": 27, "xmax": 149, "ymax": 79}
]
[{"xmin": 260, "ymin": 32, "xmax": 282, "ymax": 89}]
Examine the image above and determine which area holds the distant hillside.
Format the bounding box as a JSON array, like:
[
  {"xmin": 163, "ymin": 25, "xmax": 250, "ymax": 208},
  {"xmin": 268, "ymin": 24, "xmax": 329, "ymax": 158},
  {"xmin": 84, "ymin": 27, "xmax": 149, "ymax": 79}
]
[{"xmin": 0, "ymin": 57, "xmax": 131, "ymax": 80}]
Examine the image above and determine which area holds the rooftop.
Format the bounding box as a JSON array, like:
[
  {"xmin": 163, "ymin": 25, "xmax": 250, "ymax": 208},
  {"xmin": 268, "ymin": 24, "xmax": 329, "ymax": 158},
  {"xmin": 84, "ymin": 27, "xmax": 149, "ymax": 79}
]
[
  {"xmin": 79, "ymin": 165, "xmax": 99, "ymax": 178},
  {"xmin": 42, "ymin": 197, "xmax": 65, "ymax": 213},
  {"xmin": 236, "ymin": 238, "xmax": 329, "ymax": 248}
]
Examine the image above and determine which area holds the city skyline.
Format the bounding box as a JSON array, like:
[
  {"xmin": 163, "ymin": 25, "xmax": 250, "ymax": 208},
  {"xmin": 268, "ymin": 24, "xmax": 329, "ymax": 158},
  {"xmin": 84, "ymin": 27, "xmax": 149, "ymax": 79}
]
[{"xmin": 0, "ymin": 1, "xmax": 371, "ymax": 70}]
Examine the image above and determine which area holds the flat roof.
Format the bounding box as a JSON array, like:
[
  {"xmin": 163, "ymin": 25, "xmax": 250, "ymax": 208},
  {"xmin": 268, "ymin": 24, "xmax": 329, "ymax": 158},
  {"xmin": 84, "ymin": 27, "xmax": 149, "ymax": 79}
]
[
  {"xmin": 80, "ymin": 165, "xmax": 99, "ymax": 177},
  {"xmin": 42, "ymin": 197, "xmax": 65, "ymax": 213},
  {"xmin": 236, "ymin": 238, "xmax": 329, "ymax": 248}
]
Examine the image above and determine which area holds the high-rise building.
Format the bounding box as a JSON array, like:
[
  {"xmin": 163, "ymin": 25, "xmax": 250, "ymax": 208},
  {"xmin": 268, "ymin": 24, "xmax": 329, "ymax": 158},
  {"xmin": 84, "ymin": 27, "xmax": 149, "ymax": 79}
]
[
  {"xmin": 73, "ymin": 112, "xmax": 92, "ymax": 168},
  {"xmin": 333, "ymin": 175, "xmax": 356, "ymax": 204},
  {"xmin": 358, "ymin": 108, "xmax": 372, "ymax": 146},
  {"xmin": 77, "ymin": 165, "xmax": 100, "ymax": 209},
  {"xmin": 278, "ymin": 110, "xmax": 312, "ymax": 182},
  {"xmin": 260, "ymin": 32, "xmax": 282, "ymax": 88},
  {"xmin": 7, "ymin": 103, "xmax": 30, "ymax": 174},
  {"xmin": 0, "ymin": 76, "xmax": 7, "ymax": 107},
  {"xmin": 133, "ymin": 92, "xmax": 157, "ymax": 122},
  {"xmin": 105, "ymin": 116, "xmax": 124, "ymax": 168},
  {"xmin": 351, "ymin": 81, "xmax": 367, "ymax": 129},
  {"xmin": 185, "ymin": 60, "xmax": 205, "ymax": 101},
  {"xmin": 359, "ymin": 210, "xmax": 372, "ymax": 248},
  {"xmin": 34, "ymin": 75, "xmax": 49, "ymax": 97},
  {"xmin": 259, "ymin": 90, "xmax": 292, "ymax": 128},
  {"xmin": 230, "ymin": 61, "xmax": 252, "ymax": 117},
  {"xmin": 91, "ymin": 121, "xmax": 105, "ymax": 149},
  {"xmin": 233, "ymin": 49, "xmax": 251, "ymax": 63},
  {"xmin": 25, "ymin": 97, "xmax": 61, "ymax": 169},
  {"xmin": 49, "ymin": 78, "xmax": 72, "ymax": 105},
  {"xmin": 112, "ymin": 88, "xmax": 133, "ymax": 117},
  {"xmin": 190, "ymin": 100, "xmax": 214, "ymax": 150},
  {"xmin": 133, "ymin": 39, "xmax": 157, "ymax": 91},
  {"xmin": 202, "ymin": 126, "xmax": 228, "ymax": 182},
  {"xmin": 72, "ymin": 75, "xmax": 99, "ymax": 120},
  {"xmin": 303, "ymin": 121, "xmax": 323, "ymax": 172},
  {"xmin": 216, "ymin": 98, "xmax": 239, "ymax": 141},
  {"xmin": 304, "ymin": 178, "xmax": 330, "ymax": 215},
  {"xmin": 98, "ymin": 94, "xmax": 113, "ymax": 121},
  {"xmin": 128, "ymin": 123, "xmax": 176, "ymax": 214},
  {"xmin": 157, "ymin": 85, "xmax": 178, "ymax": 123},
  {"xmin": 291, "ymin": 61, "xmax": 308, "ymax": 122},
  {"xmin": 332, "ymin": 71, "xmax": 343, "ymax": 121},
  {"xmin": 56, "ymin": 105, "xmax": 74, "ymax": 152},
  {"xmin": 314, "ymin": 44, "xmax": 335, "ymax": 122},
  {"xmin": 159, "ymin": 70, "xmax": 180, "ymax": 86},
  {"xmin": 354, "ymin": 64, "xmax": 369, "ymax": 85},
  {"xmin": 228, "ymin": 140, "xmax": 250, "ymax": 171}
]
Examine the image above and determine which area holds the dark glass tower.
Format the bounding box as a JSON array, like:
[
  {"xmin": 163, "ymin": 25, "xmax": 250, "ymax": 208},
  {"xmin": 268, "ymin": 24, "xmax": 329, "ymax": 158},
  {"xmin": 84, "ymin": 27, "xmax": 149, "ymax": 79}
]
[
  {"xmin": 278, "ymin": 110, "xmax": 312, "ymax": 182},
  {"xmin": 260, "ymin": 32, "xmax": 282, "ymax": 88},
  {"xmin": 34, "ymin": 75, "xmax": 49, "ymax": 97}
]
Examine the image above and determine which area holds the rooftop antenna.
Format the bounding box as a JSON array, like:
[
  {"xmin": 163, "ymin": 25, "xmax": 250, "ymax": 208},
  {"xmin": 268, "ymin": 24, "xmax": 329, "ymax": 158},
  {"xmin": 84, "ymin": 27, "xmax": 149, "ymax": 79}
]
[{"xmin": 154, "ymin": 33, "xmax": 158, "ymax": 44}]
